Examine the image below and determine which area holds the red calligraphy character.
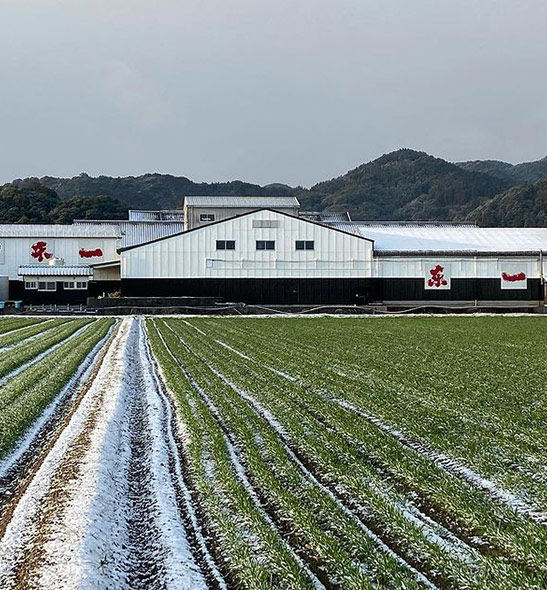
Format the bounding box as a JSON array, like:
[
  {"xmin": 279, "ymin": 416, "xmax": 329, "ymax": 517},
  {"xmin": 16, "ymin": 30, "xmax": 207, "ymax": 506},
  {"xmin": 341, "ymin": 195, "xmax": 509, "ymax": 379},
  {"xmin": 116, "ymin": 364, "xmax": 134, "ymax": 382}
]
[
  {"xmin": 428, "ymin": 264, "xmax": 448, "ymax": 288},
  {"xmin": 31, "ymin": 241, "xmax": 53, "ymax": 262}
]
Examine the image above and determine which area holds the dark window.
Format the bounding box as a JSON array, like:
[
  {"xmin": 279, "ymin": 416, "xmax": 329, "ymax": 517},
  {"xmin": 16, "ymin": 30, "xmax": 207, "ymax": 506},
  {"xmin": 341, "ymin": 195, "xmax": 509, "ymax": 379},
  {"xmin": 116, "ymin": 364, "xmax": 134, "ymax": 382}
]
[
  {"xmin": 216, "ymin": 240, "xmax": 236, "ymax": 250},
  {"xmin": 256, "ymin": 240, "xmax": 275, "ymax": 250},
  {"xmin": 200, "ymin": 213, "xmax": 215, "ymax": 222},
  {"xmin": 296, "ymin": 240, "xmax": 314, "ymax": 250},
  {"xmin": 38, "ymin": 281, "xmax": 56, "ymax": 291}
]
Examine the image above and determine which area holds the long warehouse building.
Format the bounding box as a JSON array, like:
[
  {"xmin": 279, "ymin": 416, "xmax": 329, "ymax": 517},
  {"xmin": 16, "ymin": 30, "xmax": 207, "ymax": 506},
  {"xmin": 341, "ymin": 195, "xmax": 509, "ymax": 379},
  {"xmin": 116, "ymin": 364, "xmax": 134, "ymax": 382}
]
[{"xmin": 0, "ymin": 196, "xmax": 546, "ymax": 306}]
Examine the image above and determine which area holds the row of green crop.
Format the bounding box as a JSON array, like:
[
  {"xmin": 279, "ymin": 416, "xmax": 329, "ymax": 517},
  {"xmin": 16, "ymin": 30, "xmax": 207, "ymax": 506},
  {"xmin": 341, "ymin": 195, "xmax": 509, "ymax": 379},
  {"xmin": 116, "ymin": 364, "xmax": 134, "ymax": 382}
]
[
  {"xmin": 0, "ymin": 318, "xmax": 91, "ymax": 380},
  {"xmin": 150, "ymin": 319, "xmax": 429, "ymax": 590},
  {"xmin": 0, "ymin": 318, "xmax": 70, "ymax": 349},
  {"xmin": 0, "ymin": 318, "xmax": 115, "ymax": 460},
  {"xmin": 165, "ymin": 318, "xmax": 547, "ymax": 589},
  {"xmin": 0, "ymin": 318, "xmax": 42, "ymax": 337},
  {"xmin": 195, "ymin": 316, "xmax": 547, "ymax": 510},
  {"xmin": 147, "ymin": 321, "xmax": 317, "ymax": 590}
]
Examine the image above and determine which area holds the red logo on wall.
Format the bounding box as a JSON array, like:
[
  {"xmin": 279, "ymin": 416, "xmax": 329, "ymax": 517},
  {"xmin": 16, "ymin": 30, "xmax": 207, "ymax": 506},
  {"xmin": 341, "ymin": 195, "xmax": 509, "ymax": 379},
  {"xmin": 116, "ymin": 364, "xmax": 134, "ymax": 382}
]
[
  {"xmin": 427, "ymin": 264, "xmax": 448, "ymax": 288},
  {"xmin": 79, "ymin": 248, "xmax": 103, "ymax": 258},
  {"xmin": 31, "ymin": 241, "xmax": 53, "ymax": 262},
  {"xmin": 502, "ymin": 272, "xmax": 526, "ymax": 282}
]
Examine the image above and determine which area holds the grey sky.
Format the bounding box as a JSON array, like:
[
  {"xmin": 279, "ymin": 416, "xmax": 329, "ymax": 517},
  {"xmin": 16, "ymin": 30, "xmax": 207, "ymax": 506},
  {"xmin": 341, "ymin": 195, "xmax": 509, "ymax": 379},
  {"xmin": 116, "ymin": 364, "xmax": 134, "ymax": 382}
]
[{"xmin": 1, "ymin": 0, "xmax": 546, "ymax": 187}]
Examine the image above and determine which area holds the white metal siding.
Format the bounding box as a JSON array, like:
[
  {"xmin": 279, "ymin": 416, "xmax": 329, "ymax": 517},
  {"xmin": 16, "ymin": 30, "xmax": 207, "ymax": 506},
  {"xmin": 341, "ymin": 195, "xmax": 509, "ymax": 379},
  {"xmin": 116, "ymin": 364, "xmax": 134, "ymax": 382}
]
[
  {"xmin": 0, "ymin": 237, "xmax": 120, "ymax": 280},
  {"xmin": 122, "ymin": 210, "xmax": 372, "ymax": 279},
  {"xmin": 376, "ymin": 256, "xmax": 542, "ymax": 279}
]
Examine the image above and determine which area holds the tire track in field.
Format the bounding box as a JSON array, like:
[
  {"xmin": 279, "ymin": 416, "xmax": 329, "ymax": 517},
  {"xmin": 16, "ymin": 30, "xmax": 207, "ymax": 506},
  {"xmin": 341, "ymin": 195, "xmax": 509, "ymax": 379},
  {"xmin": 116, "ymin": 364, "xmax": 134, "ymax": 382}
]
[
  {"xmin": 207, "ymin": 329, "xmax": 547, "ymax": 526},
  {"xmin": 153, "ymin": 326, "xmax": 326, "ymax": 590},
  {"xmin": 0, "ymin": 318, "xmax": 213, "ymax": 590},
  {"xmin": 161, "ymin": 322, "xmax": 438, "ymax": 590}
]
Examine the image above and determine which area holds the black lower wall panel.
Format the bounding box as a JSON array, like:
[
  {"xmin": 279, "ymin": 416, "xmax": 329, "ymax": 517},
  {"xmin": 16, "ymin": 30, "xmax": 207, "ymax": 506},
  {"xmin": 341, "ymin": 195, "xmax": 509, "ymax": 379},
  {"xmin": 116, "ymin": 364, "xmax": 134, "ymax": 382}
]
[
  {"xmin": 378, "ymin": 278, "xmax": 541, "ymax": 302},
  {"xmin": 10, "ymin": 280, "xmax": 88, "ymax": 305},
  {"xmin": 121, "ymin": 277, "xmax": 542, "ymax": 305},
  {"xmin": 121, "ymin": 278, "xmax": 381, "ymax": 305}
]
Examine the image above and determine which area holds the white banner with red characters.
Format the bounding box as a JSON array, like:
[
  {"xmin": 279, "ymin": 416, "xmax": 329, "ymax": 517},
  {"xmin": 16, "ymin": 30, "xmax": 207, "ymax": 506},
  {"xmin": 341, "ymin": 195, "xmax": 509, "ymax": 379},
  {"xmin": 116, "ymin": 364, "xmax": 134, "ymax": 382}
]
[
  {"xmin": 424, "ymin": 262, "xmax": 451, "ymax": 290},
  {"xmin": 500, "ymin": 264, "xmax": 527, "ymax": 290}
]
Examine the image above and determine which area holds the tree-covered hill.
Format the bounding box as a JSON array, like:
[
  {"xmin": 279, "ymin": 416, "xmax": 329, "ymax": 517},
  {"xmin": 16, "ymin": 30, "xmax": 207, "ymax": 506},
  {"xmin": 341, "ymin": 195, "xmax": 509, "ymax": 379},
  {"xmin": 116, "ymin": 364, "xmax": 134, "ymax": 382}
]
[
  {"xmin": 457, "ymin": 156, "xmax": 547, "ymax": 185},
  {"xmin": 466, "ymin": 181, "xmax": 547, "ymax": 227},
  {"xmin": 35, "ymin": 173, "xmax": 293, "ymax": 210},
  {"xmin": 7, "ymin": 149, "xmax": 547, "ymax": 225},
  {"xmin": 295, "ymin": 149, "xmax": 512, "ymax": 221},
  {"xmin": 0, "ymin": 181, "xmax": 127, "ymax": 224}
]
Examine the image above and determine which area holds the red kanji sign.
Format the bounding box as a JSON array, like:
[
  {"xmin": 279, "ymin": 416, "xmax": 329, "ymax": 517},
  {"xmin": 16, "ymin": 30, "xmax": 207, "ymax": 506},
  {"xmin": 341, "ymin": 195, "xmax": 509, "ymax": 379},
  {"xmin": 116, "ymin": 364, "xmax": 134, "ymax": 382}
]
[
  {"xmin": 79, "ymin": 247, "xmax": 103, "ymax": 258},
  {"xmin": 427, "ymin": 264, "xmax": 448, "ymax": 288},
  {"xmin": 31, "ymin": 241, "xmax": 53, "ymax": 262}
]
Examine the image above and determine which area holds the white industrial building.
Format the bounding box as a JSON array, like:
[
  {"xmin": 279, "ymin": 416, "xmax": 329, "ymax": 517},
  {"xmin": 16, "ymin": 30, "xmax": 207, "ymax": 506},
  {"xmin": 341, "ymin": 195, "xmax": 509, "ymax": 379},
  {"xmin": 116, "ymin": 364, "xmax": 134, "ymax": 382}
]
[{"xmin": 0, "ymin": 196, "xmax": 546, "ymax": 307}]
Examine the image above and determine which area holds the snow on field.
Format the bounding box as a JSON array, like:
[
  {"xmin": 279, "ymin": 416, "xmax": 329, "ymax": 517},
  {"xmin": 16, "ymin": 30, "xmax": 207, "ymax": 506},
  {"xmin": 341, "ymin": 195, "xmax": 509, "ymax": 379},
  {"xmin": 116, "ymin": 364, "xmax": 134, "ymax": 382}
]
[{"xmin": 0, "ymin": 318, "xmax": 208, "ymax": 590}]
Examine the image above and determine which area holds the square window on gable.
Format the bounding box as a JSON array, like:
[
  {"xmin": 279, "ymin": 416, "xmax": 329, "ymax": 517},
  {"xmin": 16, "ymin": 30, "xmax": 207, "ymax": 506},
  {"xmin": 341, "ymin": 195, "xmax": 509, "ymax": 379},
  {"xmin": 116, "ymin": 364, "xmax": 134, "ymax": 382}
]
[
  {"xmin": 217, "ymin": 240, "xmax": 236, "ymax": 250},
  {"xmin": 256, "ymin": 240, "xmax": 275, "ymax": 250},
  {"xmin": 296, "ymin": 240, "xmax": 314, "ymax": 250}
]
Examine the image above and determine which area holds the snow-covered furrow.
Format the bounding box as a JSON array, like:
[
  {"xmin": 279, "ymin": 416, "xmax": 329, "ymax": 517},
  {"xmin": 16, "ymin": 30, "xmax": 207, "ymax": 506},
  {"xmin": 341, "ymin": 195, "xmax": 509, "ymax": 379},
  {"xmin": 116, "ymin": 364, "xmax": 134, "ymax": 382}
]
[
  {"xmin": 0, "ymin": 318, "xmax": 209, "ymax": 590},
  {"xmin": 156, "ymin": 328, "xmax": 325, "ymax": 590},
  {"xmin": 0, "ymin": 319, "xmax": 59, "ymax": 353},
  {"xmin": 164, "ymin": 324, "xmax": 438, "ymax": 590},
  {"xmin": 0, "ymin": 320, "xmax": 118, "ymax": 498},
  {"xmin": 211, "ymin": 334, "xmax": 547, "ymax": 526},
  {"xmin": 0, "ymin": 321, "xmax": 96, "ymax": 387}
]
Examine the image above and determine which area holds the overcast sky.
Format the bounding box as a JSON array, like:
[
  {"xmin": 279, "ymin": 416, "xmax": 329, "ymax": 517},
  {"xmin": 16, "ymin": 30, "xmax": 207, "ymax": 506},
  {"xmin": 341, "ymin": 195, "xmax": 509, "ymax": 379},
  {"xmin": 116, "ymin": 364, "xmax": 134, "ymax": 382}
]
[{"xmin": 1, "ymin": 0, "xmax": 546, "ymax": 187}]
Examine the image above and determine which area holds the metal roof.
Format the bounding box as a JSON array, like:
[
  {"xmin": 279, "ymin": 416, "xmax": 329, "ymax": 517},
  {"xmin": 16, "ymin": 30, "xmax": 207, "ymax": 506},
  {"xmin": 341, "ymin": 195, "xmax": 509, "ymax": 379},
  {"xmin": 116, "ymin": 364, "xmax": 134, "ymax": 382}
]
[
  {"xmin": 326, "ymin": 223, "xmax": 547, "ymax": 253},
  {"xmin": 75, "ymin": 221, "xmax": 185, "ymax": 247},
  {"xmin": 18, "ymin": 265, "xmax": 94, "ymax": 276},
  {"xmin": 0, "ymin": 224, "xmax": 121, "ymax": 238},
  {"xmin": 184, "ymin": 196, "xmax": 300, "ymax": 208},
  {"xmin": 128, "ymin": 210, "xmax": 185, "ymax": 222},
  {"xmin": 300, "ymin": 211, "xmax": 352, "ymax": 223}
]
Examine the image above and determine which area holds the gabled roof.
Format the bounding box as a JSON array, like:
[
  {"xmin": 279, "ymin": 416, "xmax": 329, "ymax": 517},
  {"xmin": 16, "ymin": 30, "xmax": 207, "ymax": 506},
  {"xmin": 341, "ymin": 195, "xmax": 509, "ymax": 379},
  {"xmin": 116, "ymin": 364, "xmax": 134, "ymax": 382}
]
[
  {"xmin": 119, "ymin": 208, "xmax": 373, "ymax": 252},
  {"xmin": 184, "ymin": 196, "xmax": 300, "ymax": 208}
]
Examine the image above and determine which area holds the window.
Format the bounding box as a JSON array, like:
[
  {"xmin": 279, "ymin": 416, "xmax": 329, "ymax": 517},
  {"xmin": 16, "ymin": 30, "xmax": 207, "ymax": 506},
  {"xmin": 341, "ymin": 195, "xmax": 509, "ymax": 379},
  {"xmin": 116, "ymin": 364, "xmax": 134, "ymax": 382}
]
[
  {"xmin": 252, "ymin": 219, "xmax": 279, "ymax": 228},
  {"xmin": 64, "ymin": 281, "xmax": 88, "ymax": 290},
  {"xmin": 296, "ymin": 240, "xmax": 314, "ymax": 250},
  {"xmin": 38, "ymin": 281, "xmax": 56, "ymax": 292},
  {"xmin": 256, "ymin": 240, "xmax": 275, "ymax": 250},
  {"xmin": 199, "ymin": 213, "xmax": 215, "ymax": 222},
  {"xmin": 25, "ymin": 280, "xmax": 37, "ymax": 290},
  {"xmin": 216, "ymin": 240, "xmax": 236, "ymax": 250}
]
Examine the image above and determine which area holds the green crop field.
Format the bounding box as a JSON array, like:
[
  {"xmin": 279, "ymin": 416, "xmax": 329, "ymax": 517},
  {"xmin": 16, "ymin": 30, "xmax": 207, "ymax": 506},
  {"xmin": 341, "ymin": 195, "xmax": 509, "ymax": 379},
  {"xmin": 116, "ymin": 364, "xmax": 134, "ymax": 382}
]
[{"xmin": 148, "ymin": 316, "xmax": 547, "ymax": 590}]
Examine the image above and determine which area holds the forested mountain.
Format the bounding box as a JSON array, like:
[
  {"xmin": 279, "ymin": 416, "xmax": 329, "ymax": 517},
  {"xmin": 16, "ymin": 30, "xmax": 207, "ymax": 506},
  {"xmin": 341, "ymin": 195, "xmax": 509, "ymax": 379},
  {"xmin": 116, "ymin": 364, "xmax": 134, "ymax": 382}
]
[
  {"xmin": 6, "ymin": 149, "xmax": 547, "ymax": 225},
  {"xmin": 457, "ymin": 157, "xmax": 547, "ymax": 185},
  {"xmin": 466, "ymin": 181, "xmax": 547, "ymax": 227},
  {"xmin": 295, "ymin": 149, "xmax": 512, "ymax": 221},
  {"xmin": 0, "ymin": 181, "xmax": 126, "ymax": 224},
  {"xmin": 35, "ymin": 173, "xmax": 293, "ymax": 210}
]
